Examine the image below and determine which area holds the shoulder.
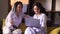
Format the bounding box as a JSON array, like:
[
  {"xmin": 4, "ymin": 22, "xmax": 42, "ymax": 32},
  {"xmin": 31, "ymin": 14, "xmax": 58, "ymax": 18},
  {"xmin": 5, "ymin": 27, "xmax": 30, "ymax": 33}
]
[
  {"xmin": 40, "ymin": 13, "xmax": 47, "ymax": 19},
  {"xmin": 41, "ymin": 13, "xmax": 47, "ymax": 20},
  {"xmin": 41, "ymin": 13, "xmax": 46, "ymax": 16},
  {"xmin": 41, "ymin": 13, "xmax": 47, "ymax": 17},
  {"xmin": 33, "ymin": 14, "xmax": 36, "ymax": 18},
  {"xmin": 6, "ymin": 11, "xmax": 15, "ymax": 19}
]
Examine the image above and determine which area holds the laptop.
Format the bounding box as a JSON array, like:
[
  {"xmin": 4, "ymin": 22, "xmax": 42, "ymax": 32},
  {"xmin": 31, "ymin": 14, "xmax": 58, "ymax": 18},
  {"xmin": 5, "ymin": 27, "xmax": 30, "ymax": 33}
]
[{"xmin": 25, "ymin": 17, "xmax": 41, "ymax": 27}]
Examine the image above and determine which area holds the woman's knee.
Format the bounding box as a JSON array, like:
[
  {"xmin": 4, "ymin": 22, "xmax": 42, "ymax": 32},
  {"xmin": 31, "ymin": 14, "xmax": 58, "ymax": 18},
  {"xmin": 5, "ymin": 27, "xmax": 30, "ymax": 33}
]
[
  {"xmin": 25, "ymin": 27, "xmax": 32, "ymax": 30},
  {"xmin": 25, "ymin": 27, "xmax": 32, "ymax": 32},
  {"xmin": 3, "ymin": 26, "xmax": 11, "ymax": 34},
  {"xmin": 24, "ymin": 27, "xmax": 35, "ymax": 34},
  {"xmin": 12, "ymin": 29, "xmax": 22, "ymax": 34}
]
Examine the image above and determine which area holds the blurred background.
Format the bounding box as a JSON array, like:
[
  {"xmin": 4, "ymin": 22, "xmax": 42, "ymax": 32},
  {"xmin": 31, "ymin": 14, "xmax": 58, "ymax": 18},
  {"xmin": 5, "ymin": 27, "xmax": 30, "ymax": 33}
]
[{"xmin": 0, "ymin": 0, "xmax": 60, "ymax": 34}]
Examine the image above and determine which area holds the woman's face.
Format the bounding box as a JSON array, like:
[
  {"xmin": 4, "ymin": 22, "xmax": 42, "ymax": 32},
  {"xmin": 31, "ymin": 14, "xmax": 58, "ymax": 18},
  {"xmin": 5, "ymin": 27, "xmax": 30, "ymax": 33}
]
[
  {"xmin": 16, "ymin": 4, "xmax": 23, "ymax": 12},
  {"xmin": 33, "ymin": 6, "xmax": 40, "ymax": 14}
]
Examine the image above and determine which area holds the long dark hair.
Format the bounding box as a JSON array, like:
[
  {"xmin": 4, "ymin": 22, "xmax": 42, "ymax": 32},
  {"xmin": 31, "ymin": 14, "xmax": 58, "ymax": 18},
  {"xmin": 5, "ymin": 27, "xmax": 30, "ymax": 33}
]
[
  {"xmin": 32, "ymin": 2, "xmax": 46, "ymax": 14},
  {"xmin": 25, "ymin": 2, "xmax": 46, "ymax": 16},
  {"xmin": 14, "ymin": 1, "xmax": 23, "ymax": 12}
]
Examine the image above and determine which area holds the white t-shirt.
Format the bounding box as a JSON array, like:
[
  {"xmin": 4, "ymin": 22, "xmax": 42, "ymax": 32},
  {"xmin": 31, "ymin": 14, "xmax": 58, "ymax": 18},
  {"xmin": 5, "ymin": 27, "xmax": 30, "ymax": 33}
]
[
  {"xmin": 5, "ymin": 12, "xmax": 25, "ymax": 29},
  {"xmin": 33, "ymin": 13, "xmax": 47, "ymax": 33}
]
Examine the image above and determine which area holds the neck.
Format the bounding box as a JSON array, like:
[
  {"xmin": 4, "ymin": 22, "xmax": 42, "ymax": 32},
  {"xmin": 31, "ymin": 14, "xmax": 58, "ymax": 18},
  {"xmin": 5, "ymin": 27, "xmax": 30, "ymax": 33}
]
[
  {"xmin": 36, "ymin": 13, "xmax": 40, "ymax": 15},
  {"xmin": 16, "ymin": 10, "xmax": 22, "ymax": 13}
]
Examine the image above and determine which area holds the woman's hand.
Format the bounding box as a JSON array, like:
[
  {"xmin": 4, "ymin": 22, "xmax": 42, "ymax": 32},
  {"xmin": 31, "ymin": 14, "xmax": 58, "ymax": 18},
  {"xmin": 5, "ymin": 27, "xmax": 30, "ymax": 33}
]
[
  {"xmin": 24, "ymin": 14, "xmax": 31, "ymax": 18},
  {"xmin": 10, "ymin": 19, "xmax": 14, "ymax": 26}
]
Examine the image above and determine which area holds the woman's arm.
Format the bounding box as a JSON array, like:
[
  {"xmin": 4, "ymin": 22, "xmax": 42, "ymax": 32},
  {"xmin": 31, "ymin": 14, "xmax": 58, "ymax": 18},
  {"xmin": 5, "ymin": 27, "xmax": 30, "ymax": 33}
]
[
  {"xmin": 41, "ymin": 14, "xmax": 47, "ymax": 32},
  {"xmin": 41, "ymin": 14, "xmax": 47, "ymax": 27},
  {"xmin": 5, "ymin": 13, "xmax": 15, "ymax": 30}
]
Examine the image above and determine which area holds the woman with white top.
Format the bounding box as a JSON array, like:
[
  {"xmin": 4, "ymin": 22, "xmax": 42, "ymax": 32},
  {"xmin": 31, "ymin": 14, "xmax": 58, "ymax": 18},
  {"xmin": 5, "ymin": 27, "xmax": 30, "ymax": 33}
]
[
  {"xmin": 24, "ymin": 2, "xmax": 47, "ymax": 34},
  {"xmin": 3, "ymin": 1, "xmax": 26, "ymax": 34}
]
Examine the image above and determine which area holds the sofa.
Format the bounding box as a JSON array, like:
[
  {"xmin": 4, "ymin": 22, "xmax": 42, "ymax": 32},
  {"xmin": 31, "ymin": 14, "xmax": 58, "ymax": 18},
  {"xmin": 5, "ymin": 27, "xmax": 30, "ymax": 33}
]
[{"xmin": 2, "ymin": 19, "xmax": 60, "ymax": 34}]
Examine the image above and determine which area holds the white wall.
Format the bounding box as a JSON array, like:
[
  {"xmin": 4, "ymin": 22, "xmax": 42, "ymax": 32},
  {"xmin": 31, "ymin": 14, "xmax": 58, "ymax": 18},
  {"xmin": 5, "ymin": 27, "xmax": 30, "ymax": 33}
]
[
  {"xmin": 11, "ymin": 0, "xmax": 29, "ymax": 13},
  {"xmin": 35, "ymin": 0, "xmax": 52, "ymax": 11},
  {"xmin": 56, "ymin": 0, "xmax": 60, "ymax": 11}
]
